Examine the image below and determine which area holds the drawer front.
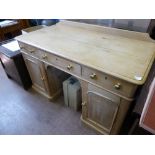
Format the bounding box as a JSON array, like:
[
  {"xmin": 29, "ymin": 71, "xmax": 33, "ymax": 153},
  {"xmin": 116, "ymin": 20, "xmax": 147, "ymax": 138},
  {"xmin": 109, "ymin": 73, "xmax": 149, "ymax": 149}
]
[
  {"xmin": 19, "ymin": 42, "xmax": 44, "ymax": 59},
  {"xmin": 42, "ymin": 51, "xmax": 82, "ymax": 76},
  {"xmin": 82, "ymin": 66, "xmax": 137, "ymax": 98}
]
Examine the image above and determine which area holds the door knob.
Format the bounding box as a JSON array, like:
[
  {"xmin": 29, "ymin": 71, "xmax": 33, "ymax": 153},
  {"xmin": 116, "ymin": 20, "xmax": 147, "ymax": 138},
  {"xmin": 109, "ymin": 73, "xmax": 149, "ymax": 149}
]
[
  {"xmin": 40, "ymin": 76, "xmax": 45, "ymax": 81},
  {"xmin": 82, "ymin": 102, "xmax": 86, "ymax": 106}
]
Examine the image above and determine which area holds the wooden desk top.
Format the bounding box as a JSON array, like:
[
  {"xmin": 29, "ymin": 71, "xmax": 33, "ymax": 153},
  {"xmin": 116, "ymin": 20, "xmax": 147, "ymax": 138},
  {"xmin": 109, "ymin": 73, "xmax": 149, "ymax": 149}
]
[{"xmin": 16, "ymin": 21, "xmax": 155, "ymax": 85}]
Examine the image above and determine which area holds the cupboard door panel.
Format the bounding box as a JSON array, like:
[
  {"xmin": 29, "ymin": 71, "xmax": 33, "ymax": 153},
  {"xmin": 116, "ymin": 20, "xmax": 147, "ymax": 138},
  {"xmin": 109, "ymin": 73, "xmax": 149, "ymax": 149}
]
[
  {"xmin": 23, "ymin": 54, "xmax": 46, "ymax": 92},
  {"xmin": 87, "ymin": 91, "xmax": 119, "ymax": 132}
]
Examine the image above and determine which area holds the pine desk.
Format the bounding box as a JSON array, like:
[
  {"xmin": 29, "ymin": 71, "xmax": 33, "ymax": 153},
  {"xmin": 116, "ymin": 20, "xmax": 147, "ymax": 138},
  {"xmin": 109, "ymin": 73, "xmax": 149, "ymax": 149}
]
[{"xmin": 16, "ymin": 21, "xmax": 155, "ymax": 134}]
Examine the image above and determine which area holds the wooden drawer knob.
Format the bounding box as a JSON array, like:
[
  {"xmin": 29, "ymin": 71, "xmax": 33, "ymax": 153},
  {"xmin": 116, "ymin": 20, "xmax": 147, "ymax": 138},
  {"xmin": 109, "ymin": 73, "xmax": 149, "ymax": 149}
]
[
  {"xmin": 90, "ymin": 73, "xmax": 97, "ymax": 79},
  {"xmin": 67, "ymin": 64, "xmax": 73, "ymax": 70},
  {"xmin": 114, "ymin": 83, "xmax": 121, "ymax": 90},
  {"xmin": 29, "ymin": 50, "xmax": 35, "ymax": 53},
  {"xmin": 42, "ymin": 54, "xmax": 47, "ymax": 59},
  {"xmin": 20, "ymin": 47, "xmax": 26, "ymax": 50}
]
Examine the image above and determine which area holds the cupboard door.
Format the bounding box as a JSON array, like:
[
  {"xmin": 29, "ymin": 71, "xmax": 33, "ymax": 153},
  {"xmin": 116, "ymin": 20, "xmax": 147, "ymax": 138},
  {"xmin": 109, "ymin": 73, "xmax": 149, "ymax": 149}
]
[
  {"xmin": 87, "ymin": 92, "xmax": 119, "ymax": 132},
  {"xmin": 23, "ymin": 54, "xmax": 47, "ymax": 93},
  {"xmin": 85, "ymin": 84, "xmax": 120, "ymax": 133}
]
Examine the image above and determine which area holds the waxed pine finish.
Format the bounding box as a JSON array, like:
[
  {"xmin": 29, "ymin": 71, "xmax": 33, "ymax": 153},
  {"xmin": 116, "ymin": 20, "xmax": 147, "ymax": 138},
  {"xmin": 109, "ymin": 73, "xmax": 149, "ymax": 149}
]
[{"xmin": 16, "ymin": 21, "xmax": 155, "ymax": 134}]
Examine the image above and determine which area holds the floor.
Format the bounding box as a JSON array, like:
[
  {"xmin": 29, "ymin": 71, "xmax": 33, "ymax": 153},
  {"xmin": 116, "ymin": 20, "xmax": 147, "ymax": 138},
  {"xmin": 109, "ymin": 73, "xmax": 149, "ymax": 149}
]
[{"xmin": 0, "ymin": 63, "xmax": 97, "ymax": 135}]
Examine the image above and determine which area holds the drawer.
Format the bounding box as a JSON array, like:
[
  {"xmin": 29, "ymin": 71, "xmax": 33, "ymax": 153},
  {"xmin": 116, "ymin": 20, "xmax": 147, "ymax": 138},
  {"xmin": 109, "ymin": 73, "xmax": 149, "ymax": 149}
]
[
  {"xmin": 41, "ymin": 51, "xmax": 56, "ymax": 64},
  {"xmin": 42, "ymin": 51, "xmax": 81, "ymax": 76},
  {"xmin": 19, "ymin": 42, "xmax": 44, "ymax": 59},
  {"xmin": 82, "ymin": 66, "xmax": 137, "ymax": 98}
]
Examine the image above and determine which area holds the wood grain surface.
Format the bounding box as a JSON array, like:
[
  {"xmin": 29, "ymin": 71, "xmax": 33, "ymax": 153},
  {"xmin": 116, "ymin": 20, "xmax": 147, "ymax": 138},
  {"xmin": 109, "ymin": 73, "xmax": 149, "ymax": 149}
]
[{"xmin": 16, "ymin": 20, "xmax": 155, "ymax": 85}]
